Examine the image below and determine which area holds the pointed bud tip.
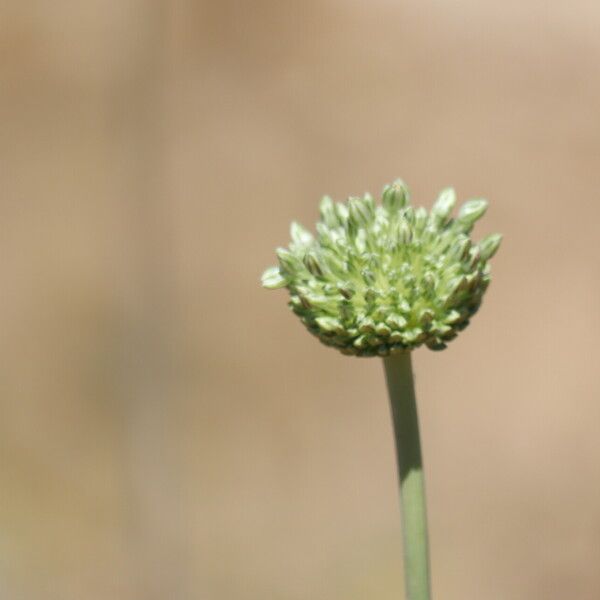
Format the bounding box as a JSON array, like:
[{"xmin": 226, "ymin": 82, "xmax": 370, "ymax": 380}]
[
  {"xmin": 261, "ymin": 266, "xmax": 288, "ymax": 289},
  {"xmin": 479, "ymin": 233, "xmax": 503, "ymax": 260},
  {"xmin": 432, "ymin": 187, "xmax": 457, "ymax": 220},
  {"xmin": 290, "ymin": 221, "xmax": 313, "ymax": 246},
  {"xmin": 457, "ymin": 198, "xmax": 488, "ymax": 227}
]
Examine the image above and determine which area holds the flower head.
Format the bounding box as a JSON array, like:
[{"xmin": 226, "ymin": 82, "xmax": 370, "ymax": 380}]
[{"xmin": 262, "ymin": 179, "xmax": 502, "ymax": 356}]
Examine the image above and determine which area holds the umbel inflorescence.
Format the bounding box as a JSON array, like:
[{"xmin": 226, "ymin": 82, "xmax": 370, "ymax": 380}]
[{"xmin": 262, "ymin": 180, "xmax": 501, "ymax": 356}]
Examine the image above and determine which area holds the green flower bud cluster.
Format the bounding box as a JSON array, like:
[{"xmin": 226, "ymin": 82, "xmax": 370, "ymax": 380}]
[{"xmin": 262, "ymin": 179, "xmax": 502, "ymax": 356}]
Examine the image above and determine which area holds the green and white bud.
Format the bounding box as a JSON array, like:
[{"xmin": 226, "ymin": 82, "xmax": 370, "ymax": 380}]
[
  {"xmin": 479, "ymin": 233, "xmax": 503, "ymax": 260},
  {"xmin": 387, "ymin": 314, "xmax": 408, "ymax": 330},
  {"xmin": 262, "ymin": 179, "xmax": 502, "ymax": 355},
  {"xmin": 375, "ymin": 323, "xmax": 392, "ymax": 337},
  {"xmin": 261, "ymin": 266, "xmax": 288, "ymax": 289},
  {"xmin": 276, "ymin": 247, "xmax": 299, "ymax": 275},
  {"xmin": 303, "ymin": 252, "xmax": 323, "ymax": 277},
  {"xmin": 457, "ymin": 199, "xmax": 488, "ymax": 231},
  {"xmin": 315, "ymin": 316, "xmax": 344, "ymax": 334},
  {"xmin": 337, "ymin": 282, "xmax": 355, "ymax": 299},
  {"xmin": 290, "ymin": 221, "xmax": 313, "ymax": 247},
  {"xmin": 431, "ymin": 187, "xmax": 456, "ymax": 225},
  {"xmin": 348, "ymin": 197, "xmax": 373, "ymax": 227},
  {"xmin": 382, "ymin": 179, "xmax": 409, "ymax": 213},
  {"xmin": 319, "ymin": 195, "xmax": 338, "ymax": 228},
  {"xmin": 398, "ymin": 220, "xmax": 412, "ymax": 245}
]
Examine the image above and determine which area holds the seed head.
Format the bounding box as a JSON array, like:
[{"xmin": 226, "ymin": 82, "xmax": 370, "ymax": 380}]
[{"xmin": 262, "ymin": 179, "xmax": 502, "ymax": 356}]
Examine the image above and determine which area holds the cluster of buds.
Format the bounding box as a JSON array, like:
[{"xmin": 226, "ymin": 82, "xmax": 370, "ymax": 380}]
[{"xmin": 262, "ymin": 180, "xmax": 502, "ymax": 356}]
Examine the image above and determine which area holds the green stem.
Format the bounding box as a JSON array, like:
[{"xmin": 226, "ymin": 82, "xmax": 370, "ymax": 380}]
[{"xmin": 383, "ymin": 351, "xmax": 431, "ymax": 600}]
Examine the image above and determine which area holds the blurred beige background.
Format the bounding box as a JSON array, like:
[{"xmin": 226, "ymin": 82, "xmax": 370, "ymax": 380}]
[{"xmin": 1, "ymin": 1, "xmax": 599, "ymax": 599}]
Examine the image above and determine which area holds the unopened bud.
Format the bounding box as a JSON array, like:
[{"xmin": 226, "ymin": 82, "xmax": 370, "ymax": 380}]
[
  {"xmin": 431, "ymin": 187, "xmax": 456, "ymax": 224},
  {"xmin": 303, "ymin": 252, "xmax": 323, "ymax": 277},
  {"xmin": 382, "ymin": 179, "xmax": 409, "ymax": 213},
  {"xmin": 479, "ymin": 233, "xmax": 503, "ymax": 260},
  {"xmin": 457, "ymin": 199, "xmax": 488, "ymax": 230},
  {"xmin": 261, "ymin": 266, "xmax": 288, "ymax": 289}
]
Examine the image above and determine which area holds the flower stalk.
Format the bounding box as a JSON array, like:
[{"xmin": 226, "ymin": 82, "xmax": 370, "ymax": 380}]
[{"xmin": 384, "ymin": 351, "xmax": 430, "ymax": 600}]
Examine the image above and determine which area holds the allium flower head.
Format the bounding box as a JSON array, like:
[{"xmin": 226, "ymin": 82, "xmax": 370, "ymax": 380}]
[{"xmin": 262, "ymin": 179, "xmax": 502, "ymax": 356}]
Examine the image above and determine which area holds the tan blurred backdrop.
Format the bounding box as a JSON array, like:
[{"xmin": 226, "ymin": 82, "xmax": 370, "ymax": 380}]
[{"xmin": 1, "ymin": 1, "xmax": 600, "ymax": 599}]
